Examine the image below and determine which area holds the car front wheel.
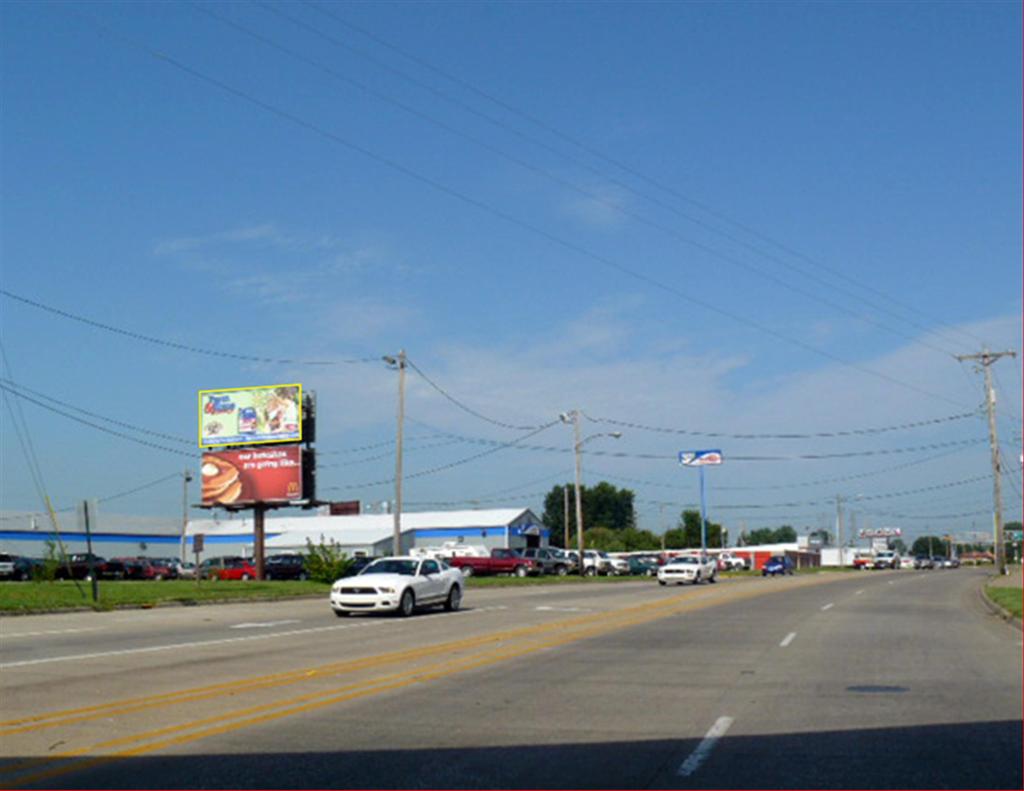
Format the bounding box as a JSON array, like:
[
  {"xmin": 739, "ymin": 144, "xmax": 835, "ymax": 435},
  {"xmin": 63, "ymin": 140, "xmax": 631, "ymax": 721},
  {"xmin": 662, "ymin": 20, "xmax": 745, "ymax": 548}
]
[
  {"xmin": 513, "ymin": 565, "xmax": 528, "ymax": 578},
  {"xmin": 444, "ymin": 585, "xmax": 462, "ymax": 612},
  {"xmin": 397, "ymin": 589, "xmax": 415, "ymax": 617},
  {"xmin": 460, "ymin": 566, "xmax": 473, "ymax": 577}
]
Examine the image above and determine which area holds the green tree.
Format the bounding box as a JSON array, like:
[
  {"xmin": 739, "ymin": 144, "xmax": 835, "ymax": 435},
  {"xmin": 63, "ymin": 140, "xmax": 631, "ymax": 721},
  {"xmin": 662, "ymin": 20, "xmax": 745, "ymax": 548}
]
[
  {"xmin": 542, "ymin": 482, "xmax": 636, "ymax": 547},
  {"xmin": 891, "ymin": 538, "xmax": 907, "ymax": 555},
  {"xmin": 774, "ymin": 525, "xmax": 797, "ymax": 543},
  {"xmin": 663, "ymin": 527, "xmax": 687, "ymax": 549},
  {"xmin": 669, "ymin": 510, "xmax": 724, "ymax": 548},
  {"xmin": 619, "ymin": 527, "xmax": 661, "ymax": 551},
  {"xmin": 584, "ymin": 527, "xmax": 623, "ymax": 552},
  {"xmin": 910, "ymin": 536, "xmax": 945, "ymax": 557}
]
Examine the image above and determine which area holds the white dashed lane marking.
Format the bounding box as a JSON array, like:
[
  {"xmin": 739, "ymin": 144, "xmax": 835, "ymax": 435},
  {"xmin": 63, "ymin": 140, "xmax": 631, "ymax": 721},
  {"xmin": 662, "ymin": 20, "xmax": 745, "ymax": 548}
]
[
  {"xmin": 821, "ymin": 603, "xmax": 834, "ymax": 611},
  {"xmin": 780, "ymin": 632, "xmax": 797, "ymax": 647},
  {"xmin": 678, "ymin": 716, "xmax": 734, "ymax": 777}
]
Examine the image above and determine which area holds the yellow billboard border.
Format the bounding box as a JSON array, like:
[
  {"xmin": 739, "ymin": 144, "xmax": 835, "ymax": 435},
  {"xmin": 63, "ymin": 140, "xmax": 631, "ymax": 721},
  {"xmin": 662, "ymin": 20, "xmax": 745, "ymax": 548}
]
[{"xmin": 198, "ymin": 384, "xmax": 303, "ymax": 449}]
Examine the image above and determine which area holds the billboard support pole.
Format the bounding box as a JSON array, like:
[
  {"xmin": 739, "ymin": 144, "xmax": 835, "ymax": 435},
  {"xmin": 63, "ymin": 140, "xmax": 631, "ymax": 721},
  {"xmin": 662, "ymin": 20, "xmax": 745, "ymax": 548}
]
[{"xmin": 254, "ymin": 504, "xmax": 266, "ymax": 581}]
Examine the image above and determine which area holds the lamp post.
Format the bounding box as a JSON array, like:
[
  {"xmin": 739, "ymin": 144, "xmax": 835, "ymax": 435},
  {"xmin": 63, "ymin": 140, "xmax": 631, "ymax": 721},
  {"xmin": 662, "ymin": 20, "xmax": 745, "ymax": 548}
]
[
  {"xmin": 383, "ymin": 351, "xmax": 407, "ymax": 556},
  {"xmin": 560, "ymin": 410, "xmax": 622, "ymax": 576}
]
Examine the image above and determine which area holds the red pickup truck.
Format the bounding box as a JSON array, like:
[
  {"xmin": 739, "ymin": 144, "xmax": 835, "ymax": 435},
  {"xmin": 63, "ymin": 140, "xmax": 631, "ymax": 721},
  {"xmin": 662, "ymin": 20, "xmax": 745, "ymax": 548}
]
[{"xmin": 448, "ymin": 549, "xmax": 539, "ymax": 578}]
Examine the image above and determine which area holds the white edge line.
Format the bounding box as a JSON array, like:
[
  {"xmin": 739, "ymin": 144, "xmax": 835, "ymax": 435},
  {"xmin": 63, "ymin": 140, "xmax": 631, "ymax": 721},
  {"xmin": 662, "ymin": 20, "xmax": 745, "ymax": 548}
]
[
  {"xmin": 821, "ymin": 602, "xmax": 834, "ymax": 611},
  {"xmin": 0, "ymin": 606, "xmax": 502, "ymax": 669},
  {"xmin": 780, "ymin": 631, "xmax": 797, "ymax": 647},
  {"xmin": 678, "ymin": 715, "xmax": 734, "ymax": 777}
]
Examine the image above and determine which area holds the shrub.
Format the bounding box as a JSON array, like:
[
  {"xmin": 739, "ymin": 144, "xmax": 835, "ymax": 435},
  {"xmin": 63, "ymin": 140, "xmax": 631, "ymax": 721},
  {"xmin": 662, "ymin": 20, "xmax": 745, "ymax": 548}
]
[{"xmin": 304, "ymin": 538, "xmax": 353, "ymax": 583}]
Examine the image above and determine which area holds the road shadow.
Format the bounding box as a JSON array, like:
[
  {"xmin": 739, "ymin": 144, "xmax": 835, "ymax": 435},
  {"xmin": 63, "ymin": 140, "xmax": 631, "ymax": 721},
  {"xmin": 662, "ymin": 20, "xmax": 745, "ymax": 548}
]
[{"xmin": 4, "ymin": 718, "xmax": 1021, "ymax": 789}]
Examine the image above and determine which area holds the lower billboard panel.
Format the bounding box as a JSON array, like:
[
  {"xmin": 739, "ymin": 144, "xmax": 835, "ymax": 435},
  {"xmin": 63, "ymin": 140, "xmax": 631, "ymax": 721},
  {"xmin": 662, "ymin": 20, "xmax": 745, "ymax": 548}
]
[{"xmin": 201, "ymin": 446, "xmax": 302, "ymax": 506}]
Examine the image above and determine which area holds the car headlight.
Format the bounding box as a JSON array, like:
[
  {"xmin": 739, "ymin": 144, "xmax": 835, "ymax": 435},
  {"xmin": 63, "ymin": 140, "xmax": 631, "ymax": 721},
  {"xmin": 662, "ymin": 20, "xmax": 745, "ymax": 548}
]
[{"xmin": 377, "ymin": 587, "xmax": 395, "ymax": 593}]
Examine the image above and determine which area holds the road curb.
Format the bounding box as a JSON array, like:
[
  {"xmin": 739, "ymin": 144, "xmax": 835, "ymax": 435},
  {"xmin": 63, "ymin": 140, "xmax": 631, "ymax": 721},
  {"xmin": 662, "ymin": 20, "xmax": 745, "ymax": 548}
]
[{"xmin": 978, "ymin": 584, "xmax": 1022, "ymax": 632}]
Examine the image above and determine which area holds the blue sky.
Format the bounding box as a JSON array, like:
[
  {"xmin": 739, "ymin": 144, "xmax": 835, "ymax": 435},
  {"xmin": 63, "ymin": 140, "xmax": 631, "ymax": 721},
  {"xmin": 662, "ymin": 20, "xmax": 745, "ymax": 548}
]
[{"xmin": 1, "ymin": 1, "xmax": 1020, "ymax": 543}]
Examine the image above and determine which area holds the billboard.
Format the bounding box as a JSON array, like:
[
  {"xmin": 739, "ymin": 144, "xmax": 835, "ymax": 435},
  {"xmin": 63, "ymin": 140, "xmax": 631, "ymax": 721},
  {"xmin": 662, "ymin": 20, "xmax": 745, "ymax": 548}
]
[
  {"xmin": 859, "ymin": 527, "xmax": 902, "ymax": 538},
  {"xmin": 199, "ymin": 384, "xmax": 302, "ymax": 448},
  {"xmin": 201, "ymin": 446, "xmax": 303, "ymax": 506},
  {"xmin": 679, "ymin": 449, "xmax": 723, "ymax": 466}
]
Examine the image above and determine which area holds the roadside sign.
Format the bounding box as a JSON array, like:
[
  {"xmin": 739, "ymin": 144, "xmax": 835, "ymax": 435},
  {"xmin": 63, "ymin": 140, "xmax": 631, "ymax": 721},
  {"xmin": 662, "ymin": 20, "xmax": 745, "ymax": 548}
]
[
  {"xmin": 193, "ymin": 534, "xmax": 205, "ymax": 554},
  {"xmin": 679, "ymin": 449, "xmax": 723, "ymax": 466},
  {"xmin": 1007, "ymin": 530, "xmax": 1023, "ymax": 542}
]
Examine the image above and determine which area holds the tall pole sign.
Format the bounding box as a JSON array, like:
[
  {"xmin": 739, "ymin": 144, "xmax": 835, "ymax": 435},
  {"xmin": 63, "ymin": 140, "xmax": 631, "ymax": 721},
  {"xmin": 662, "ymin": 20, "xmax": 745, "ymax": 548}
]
[{"xmin": 679, "ymin": 450, "xmax": 723, "ymax": 554}]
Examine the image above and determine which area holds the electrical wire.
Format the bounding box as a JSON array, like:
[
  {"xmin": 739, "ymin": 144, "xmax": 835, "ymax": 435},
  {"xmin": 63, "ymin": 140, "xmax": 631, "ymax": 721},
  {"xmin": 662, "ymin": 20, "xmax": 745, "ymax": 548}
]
[
  {"xmin": 192, "ymin": 1, "xmax": 962, "ymax": 361},
  {"xmin": 583, "ymin": 410, "xmax": 979, "ymax": 440},
  {"xmin": 0, "ymin": 378, "xmax": 194, "ymax": 446},
  {"xmin": 405, "ymin": 358, "xmax": 544, "ymax": 431},
  {"xmin": 0, "ymin": 472, "xmax": 184, "ymax": 521},
  {"xmin": 0, "ymin": 381, "xmax": 194, "ymax": 458},
  {"xmin": 297, "ymin": 0, "xmax": 991, "ymax": 354},
  {"xmin": 320, "ymin": 419, "xmax": 560, "ymax": 491},
  {"xmin": 66, "ymin": 13, "xmax": 979, "ymax": 412},
  {"xmin": 0, "ymin": 288, "xmax": 378, "ymax": 366}
]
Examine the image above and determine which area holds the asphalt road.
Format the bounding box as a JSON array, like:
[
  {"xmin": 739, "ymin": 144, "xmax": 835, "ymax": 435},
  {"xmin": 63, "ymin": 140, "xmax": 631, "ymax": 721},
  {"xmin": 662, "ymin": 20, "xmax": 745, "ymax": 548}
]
[{"xmin": 0, "ymin": 568, "xmax": 1019, "ymax": 788}]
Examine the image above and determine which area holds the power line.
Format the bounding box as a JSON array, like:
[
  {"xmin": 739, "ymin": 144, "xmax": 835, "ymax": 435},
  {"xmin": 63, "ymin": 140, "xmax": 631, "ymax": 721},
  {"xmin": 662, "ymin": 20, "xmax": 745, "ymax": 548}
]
[
  {"xmin": 0, "ymin": 472, "xmax": 184, "ymax": 522},
  {"xmin": 69, "ymin": 14, "xmax": 977, "ymax": 412},
  {"xmin": 298, "ymin": 0, "xmax": 993, "ymax": 354},
  {"xmin": 0, "ymin": 288, "xmax": 378, "ymax": 366},
  {"xmin": 405, "ymin": 358, "xmax": 544, "ymax": 431},
  {"xmin": 584, "ymin": 410, "xmax": 978, "ymax": 441},
  {"xmin": 0, "ymin": 381, "xmax": 194, "ymax": 458},
  {"xmin": 192, "ymin": 1, "xmax": 961, "ymax": 361},
  {"xmin": 0, "ymin": 378, "xmax": 194, "ymax": 446},
  {"xmin": 321, "ymin": 420, "xmax": 559, "ymax": 491}
]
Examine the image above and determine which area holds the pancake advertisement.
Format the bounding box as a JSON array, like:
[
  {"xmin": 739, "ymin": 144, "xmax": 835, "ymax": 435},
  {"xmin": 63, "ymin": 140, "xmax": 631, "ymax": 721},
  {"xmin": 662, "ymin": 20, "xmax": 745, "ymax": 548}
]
[
  {"xmin": 201, "ymin": 446, "xmax": 303, "ymax": 506},
  {"xmin": 198, "ymin": 384, "xmax": 302, "ymax": 448}
]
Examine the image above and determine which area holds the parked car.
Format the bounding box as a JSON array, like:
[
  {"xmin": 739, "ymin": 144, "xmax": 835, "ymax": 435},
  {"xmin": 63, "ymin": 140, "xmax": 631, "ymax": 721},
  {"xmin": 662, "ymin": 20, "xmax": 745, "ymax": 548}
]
[
  {"xmin": 513, "ymin": 547, "xmax": 571, "ymax": 576},
  {"xmin": 0, "ymin": 553, "xmax": 17, "ymax": 580},
  {"xmin": 657, "ymin": 555, "xmax": 717, "ymax": 585},
  {"xmin": 931, "ymin": 555, "xmax": 947, "ymax": 569},
  {"xmin": 341, "ymin": 556, "xmax": 381, "ymax": 578},
  {"xmin": 872, "ymin": 551, "xmax": 900, "ymax": 570},
  {"xmin": 448, "ymin": 548, "xmax": 539, "ymax": 578},
  {"xmin": 899, "ymin": 556, "xmax": 916, "ymax": 569},
  {"xmin": 628, "ymin": 556, "xmax": 659, "ymax": 576},
  {"xmin": 943, "ymin": 557, "xmax": 960, "ymax": 569},
  {"xmin": 597, "ymin": 551, "xmax": 629, "ymax": 575},
  {"xmin": 115, "ymin": 557, "xmax": 174, "ymax": 580},
  {"xmin": 762, "ymin": 555, "xmax": 795, "ymax": 576},
  {"xmin": 852, "ymin": 552, "xmax": 873, "ymax": 570},
  {"xmin": 330, "ymin": 556, "xmax": 463, "ymax": 617},
  {"xmin": 55, "ymin": 553, "xmax": 125, "ymax": 580},
  {"xmin": 176, "ymin": 561, "xmax": 197, "ymax": 579},
  {"xmin": 264, "ymin": 553, "xmax": 309, "ymax": 581},
  {"xmin": 717, "ymin": 552, "xmax": 749, "ymax": 571},
  {"xmin": 200, "ymin": 556, "xmax": 258, "ymax": 581},
  {"xmin": 914, "ymin": 555, "xmax": 934, "ymax": 570}
]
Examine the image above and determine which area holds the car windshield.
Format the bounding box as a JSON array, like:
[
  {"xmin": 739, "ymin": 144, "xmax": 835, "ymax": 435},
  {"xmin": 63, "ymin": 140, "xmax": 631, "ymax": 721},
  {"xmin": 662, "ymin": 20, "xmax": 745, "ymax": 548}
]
[
  {"xmin": 361, "ymin": 559, "xmax": 418, "ymax": 576},
  {"xmin": 673, "ymin": 557, "xmax": 699, "ymax": 565}
]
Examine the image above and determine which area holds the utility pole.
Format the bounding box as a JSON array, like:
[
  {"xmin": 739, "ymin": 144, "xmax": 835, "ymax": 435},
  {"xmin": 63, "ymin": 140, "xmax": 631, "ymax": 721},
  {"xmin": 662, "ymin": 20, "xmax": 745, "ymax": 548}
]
[
  {"xmin": 956, "ymin": 349, "xmax": 1017, "ymax": 575},
  {"xmin": 571, "ymin": 411, "xmax": 585, "ymax": 576},
  {"xmin": 384, "ymin": 351, "xmax": 407, "ymax": 556},
  {"xmin": 835, "ymin": 495, "xmax": 844, "ymax": 567},
  {"xmin": 563, "ymin": 484, "xmax": 570, "ymax": 549}
]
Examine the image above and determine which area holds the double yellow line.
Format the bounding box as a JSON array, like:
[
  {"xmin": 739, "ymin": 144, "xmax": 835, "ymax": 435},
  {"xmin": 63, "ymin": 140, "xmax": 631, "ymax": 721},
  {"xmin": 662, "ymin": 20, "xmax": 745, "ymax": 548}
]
[{"xmin": 0, "ymin": 576, "xmax": 828, "ymax": 788}]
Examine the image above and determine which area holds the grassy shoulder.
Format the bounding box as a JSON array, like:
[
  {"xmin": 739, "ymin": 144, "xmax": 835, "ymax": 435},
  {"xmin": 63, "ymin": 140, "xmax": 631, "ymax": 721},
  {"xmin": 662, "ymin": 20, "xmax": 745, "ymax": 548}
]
[
  {"xmin": 0, "ymin": 580, "xmax": 329, "ymax": 613},
  {"xmin": 985, "ymin": 586, "xmax": 1023, "ymax": 620}
]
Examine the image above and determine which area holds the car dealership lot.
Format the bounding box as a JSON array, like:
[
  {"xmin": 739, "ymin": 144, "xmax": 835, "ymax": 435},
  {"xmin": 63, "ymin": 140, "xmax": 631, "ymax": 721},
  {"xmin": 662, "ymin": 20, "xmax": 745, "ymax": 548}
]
[{"xmin": 0, "ymin": 569, "xmax": 1019, "ymax": 789}]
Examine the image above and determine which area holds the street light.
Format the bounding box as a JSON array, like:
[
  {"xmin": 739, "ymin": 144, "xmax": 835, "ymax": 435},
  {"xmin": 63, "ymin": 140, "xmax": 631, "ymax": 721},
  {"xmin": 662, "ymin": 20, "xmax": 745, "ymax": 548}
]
[
  {"xmin": 560, "ymin": 410, "xmax": 622, "ymax": 576},
  {"xmin": 180, "ymin": 469, "xmax": 193, "ymax": 563},
  {"xmin": 384, "ymin": 351, "xmax": 407, "ymax": 556}
]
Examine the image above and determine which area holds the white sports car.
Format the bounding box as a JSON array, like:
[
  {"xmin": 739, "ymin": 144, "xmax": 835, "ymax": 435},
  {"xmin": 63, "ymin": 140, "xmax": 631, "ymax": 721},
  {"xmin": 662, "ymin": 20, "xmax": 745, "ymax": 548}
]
[
  {"xmin": 657, "ymin": 555, "xmax": 717, "ymax": 585},
  {"xmin": 330, "ymin": 556, "xmax": 464, "ymax": 617}
]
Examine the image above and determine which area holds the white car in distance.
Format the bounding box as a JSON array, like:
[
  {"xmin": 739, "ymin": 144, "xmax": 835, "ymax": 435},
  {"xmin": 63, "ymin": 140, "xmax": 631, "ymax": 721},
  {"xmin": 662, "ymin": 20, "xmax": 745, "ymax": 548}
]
[
  {"xmin": 330, "ymin": 557, "xmax": 464, "ymax": 617},
  {"xmin": 657, "ymin": 555, "xmax": 717, "ymax": 585}
]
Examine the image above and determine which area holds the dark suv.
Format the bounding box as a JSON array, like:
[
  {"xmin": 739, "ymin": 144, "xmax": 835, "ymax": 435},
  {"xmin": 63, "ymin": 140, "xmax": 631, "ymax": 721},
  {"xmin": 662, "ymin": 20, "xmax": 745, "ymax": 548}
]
[
  {"xmin": 762, "ymin": 555, "xmax": 794, "ymax": 576},
  {"xmin": 514, "ymin": 547, "xmax": 571, "ymax": 576},
  {"xmin": 265, "ymin": 554, "xmax": 309, "ymax": 581}
]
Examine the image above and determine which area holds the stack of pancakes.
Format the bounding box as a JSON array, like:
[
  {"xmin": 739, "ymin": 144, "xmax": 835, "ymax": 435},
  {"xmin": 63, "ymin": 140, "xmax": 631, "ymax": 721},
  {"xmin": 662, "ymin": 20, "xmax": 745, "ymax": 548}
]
[{"xmin": 201, "ymin": 456, "xmax": 243, "ymax": 504}]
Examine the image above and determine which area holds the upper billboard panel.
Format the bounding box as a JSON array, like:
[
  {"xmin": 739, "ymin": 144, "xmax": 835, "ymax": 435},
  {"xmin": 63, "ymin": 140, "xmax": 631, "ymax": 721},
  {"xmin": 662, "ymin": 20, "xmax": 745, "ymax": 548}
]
[{"xmin": 198, "ymin": 384, "xmax": 302, "ymax": 448}]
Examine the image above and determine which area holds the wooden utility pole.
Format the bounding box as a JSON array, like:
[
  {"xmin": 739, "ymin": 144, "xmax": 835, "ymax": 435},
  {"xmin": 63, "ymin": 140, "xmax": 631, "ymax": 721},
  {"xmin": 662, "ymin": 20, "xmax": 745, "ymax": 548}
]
[
  {"xmin": 563, "ymin": 484, "xmax": 570, "ymax": 549},
  {"xmin": 956, "ymin": 349, "xmax": 1017, "ymax": 575}
]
